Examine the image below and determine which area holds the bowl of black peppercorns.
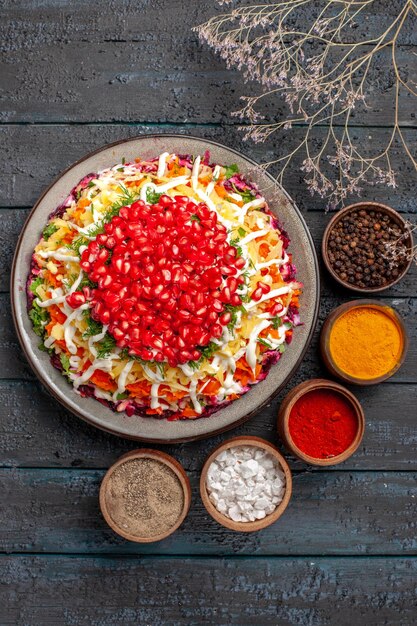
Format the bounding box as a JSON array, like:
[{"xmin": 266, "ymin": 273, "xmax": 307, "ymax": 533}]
[{"xmin": 322, "ymin": 202, "xmax": 413, "ymax": 293}]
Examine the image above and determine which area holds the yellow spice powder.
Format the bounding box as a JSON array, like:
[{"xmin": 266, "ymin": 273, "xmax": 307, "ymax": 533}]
[{"xmin": 329, "ymin": 306, "xmax": 403, "ymax": 380}]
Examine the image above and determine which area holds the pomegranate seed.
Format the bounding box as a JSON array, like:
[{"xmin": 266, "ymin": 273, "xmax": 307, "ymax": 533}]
[
  {"xmin": 66, "ymin": 292, "xmax": 86, "ymax": 308},
  {"xmin": 211, "ymin": 300, "xmax": 223, "ymax": 312},
  {"xmin": 219, "ymin": 311, "xmax": 232, "ymax": 325},
  {"xmin": 226, "ymin": 277, "xmax": 238, "ymax": 292},
  {"xmin": 82, "ymin": 192, "xmax": 248, "ymax": 365},
  {"xmin": 257, "ymin": 281, "xmax": 271, "ymax": 294},
  {"xmin": 211, "ymin": 323, "xmax": 223, "ymax": 338},
  {"xmin": 251, "ymin": 287, "xmax": 263, "ymax": 301},
  {"xmin": 271, "ymin": 302, "xmax": 284, "ymax": 315},
  {"xmin": 230, "ymin": 294, "xmax": 242, "ymax": 306}
]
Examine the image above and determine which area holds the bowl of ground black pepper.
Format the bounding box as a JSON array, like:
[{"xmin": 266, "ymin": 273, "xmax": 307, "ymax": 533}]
[
  {"xmin": 100, "ymin": 449, "xmax": 191, "ymax": 543},
  {"xmin": 322, "ymin": 202, "xmax": 413, "ymax": 293}
]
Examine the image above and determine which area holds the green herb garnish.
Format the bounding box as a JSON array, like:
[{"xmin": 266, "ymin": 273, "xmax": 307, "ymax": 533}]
[
  {"xmin": 83, "ymin": 186, "xmax": 138, "ymax": 238},
  {"xmin": 69, "ymin": 236, "xmax": 90, "ymax": 255},
  {"xmin": 146, "ymin": 188, "xmax": 162, "ymax": 205},
  {"xmin": 60, "ymin": 353, "xmax": 71, "ymax": 376},
  {"xmin": 272, "ymin": 316, "xmax": 283, "ymax": 330},
  {"xmin": 231, "ymin": 183, "xmax": 256, "ymax": 204},
  {"xmin": 224, "ymin": 164, "xmax": 239, "ymax": 179},
  {"xmin": 29, "ymin": 276, "xmax": 44, "ymax": 294},
  {"xmin": 87, "ymin": 181, "xmax": 95, "ymax": 188},
  {"xmin": 82, "ymin": 313, "xmax": 103, "ymax": 339},
  {"xmin": 258, "ymin": 338, "xmax": 273, "ymax": 349},
  {"xmin": 29, "ymin": 301, "xmax": 49, "ymax": 337},
  {"xmin": 96, "ymin": 332, "xmax": 117, "ymax": 358},
  {"xmin": 42, "ymin": 224, "xmax": 59, "ymax": 241}
]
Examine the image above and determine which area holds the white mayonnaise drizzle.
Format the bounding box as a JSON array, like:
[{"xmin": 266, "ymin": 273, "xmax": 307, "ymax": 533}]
[
  {"xmin": 38, "ymin": 249, "xmax": 80, "ymax": 263},
  {"xmin": 245, "ymin": 285, "xmax": 292, "ymax": 310},
  {"xmin": 179, "ymin": 363, "xmax": 196, "ymax": 378},
  {"xmin": 92, "ymin": 388, "xmax": 114, "ymax": 402},
  {"xmin": 113, "ymin": 360, "xmax": 135, "ymax": 401},
  {"xmin": 36, "ymin": 288, "xmax": 66, "ymax": 308},
  {"xmin": 73, "ymin": 356, "xmax": 119, "ymax": 388},
  {"xmin": 189, "ymin": 379, "xmax": 202, "ymax": 414},
  {"xmin": 205, "ymin": 165, "xmax": 222, "ymax": 197},
  {"xmin": 255, "ymin": 253, "xmax": 289, "ymax": 270},
  {"xmin": 88, "ymin": 325, "xmax": 109, "ymax": 359},
  {"xmin": 63, "ymin": 302, "xmax": 90, "ymax": 355},
  {"xmin": 191, "ymin": 155, "xmax": 201, "ymax": 190},
  {"xmin": 150, "ymin": 383, "xmax": 160, "ymax": 409},
  {"xmin": 157, "ymin": 152, "xmax": 171, "ymax": 178},
  {"xmin": 245, "ymin": 320, "xmax": 272, "ymax": 372},
  {"xmin": 239, "ymin": 229, "xmax": 269, "ymax": 246},
  {"xmin": 44, "ymin": 335, "xmax": 55, "ymax": 349},
  {"xmin": 69, "ymin": 355, "xmax": 81, "ymax": 370},
  {"xmin": 237, "ymin": 198, "xmax": 266, "ymax": 224},
  {"xmin": 143, "ymin": 364, "xmax": 164, "ymax": 383},
  {"xmin": 139, "ymin": 176, "xmax": 190, "ymax": 202}
]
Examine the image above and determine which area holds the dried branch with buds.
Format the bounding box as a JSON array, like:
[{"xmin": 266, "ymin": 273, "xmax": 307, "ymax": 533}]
[{"xmin": 195, "ymin": 0, "xmax": 417, "ymax": 209}]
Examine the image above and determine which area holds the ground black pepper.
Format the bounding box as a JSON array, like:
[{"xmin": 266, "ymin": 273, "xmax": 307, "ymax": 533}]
[
  {"xmin": 327, "ymin": 209, "xmax": 408, "ymax": 289},
  {"xmin": 105, "ymin": 458, "xmax": 184, "ymax": 538}
]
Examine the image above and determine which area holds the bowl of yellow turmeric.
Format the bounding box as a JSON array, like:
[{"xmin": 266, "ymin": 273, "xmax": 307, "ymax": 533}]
[{"xmin": 320, "ymin": 300, "xmax": 408, "ymax": 385}]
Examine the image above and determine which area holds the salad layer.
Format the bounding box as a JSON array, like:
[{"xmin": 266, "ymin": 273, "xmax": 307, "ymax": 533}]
[{"xmin": 28, "ymin": 152, "xmax": 301, "ymax": 420}]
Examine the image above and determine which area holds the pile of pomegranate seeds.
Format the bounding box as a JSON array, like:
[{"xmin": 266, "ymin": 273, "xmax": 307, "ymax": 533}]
[{"xmin": 75, "ymin": 195, "xmax": 246, "ymax": 366}]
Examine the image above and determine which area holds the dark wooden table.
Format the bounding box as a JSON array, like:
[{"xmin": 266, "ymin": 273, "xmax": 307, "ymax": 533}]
[{"xmin": 1, "ymin": 2, "xmax": 416, "ymax": 624}]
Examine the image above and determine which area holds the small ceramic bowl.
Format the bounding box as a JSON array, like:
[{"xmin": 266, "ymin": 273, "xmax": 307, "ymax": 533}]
[
  {"xmin": 322, "ymin": 201, "xmax": 413, "ymax": 293},
  {"xmin": 100, "ymin": 449, "xmax": 191, "ymax": 543},
  {"xmin": 320, "ymin": 300, "xmax": 408, "ymax": 386},
  {"xmin": 200, "ymin": 436, "xmax": 292, "ymax": 532},
  {"xmin": 277, "ymin": 378, "xmax": 365, "ymax": 466}
]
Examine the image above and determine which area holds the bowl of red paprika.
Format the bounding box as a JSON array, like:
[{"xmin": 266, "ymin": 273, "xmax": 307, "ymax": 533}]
[{"xmin": 277, "ymin": 378, "xmax": 365, "ymax": 466}]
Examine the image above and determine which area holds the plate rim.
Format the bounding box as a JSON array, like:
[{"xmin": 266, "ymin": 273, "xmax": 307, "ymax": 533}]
[{"xmin": 10, "ymin": 133, "xmax": 320, "ymax": 443}]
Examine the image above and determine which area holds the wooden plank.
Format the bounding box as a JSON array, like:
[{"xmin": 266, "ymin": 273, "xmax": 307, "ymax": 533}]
[
  {"xmin": 1, "ymin": 41, "xmax": 415, "ymax": 125},
  {"xmin": 2, "ymin": 0, "xmax": 415, "ymax": 49},
  {"xmin": 1, "ymin": 124, "xmax": 417, "ymax": 213},
  {"xmin": 2, "ymin": 289, "xmax": 416, "ymax": 382},
  {"xmin": 0, "ymin": 468, "xmax": 415, "ymax": 556},
  {"xmin": 0, "ymin": 380, "xmax": 415, "ymax": 470},
  {"xmin": 1, "ymin": 555, "xmax": 416, "ymax": 625}
]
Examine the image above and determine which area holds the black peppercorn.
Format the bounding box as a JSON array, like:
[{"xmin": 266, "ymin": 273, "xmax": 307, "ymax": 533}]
[{"xmin": 326, "ymin": 207, "xmax": 408, "ymax": 289}]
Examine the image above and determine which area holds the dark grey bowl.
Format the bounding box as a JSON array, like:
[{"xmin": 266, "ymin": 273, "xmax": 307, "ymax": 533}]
[{"xmin": 11, "ymin": 135, "xmax": 320, "ymax": 443}]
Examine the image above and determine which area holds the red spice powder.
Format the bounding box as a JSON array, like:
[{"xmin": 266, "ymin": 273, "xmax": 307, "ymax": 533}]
[{"xmin": 288, "ymin": 389, "xmax": 358, "ymax": 459}]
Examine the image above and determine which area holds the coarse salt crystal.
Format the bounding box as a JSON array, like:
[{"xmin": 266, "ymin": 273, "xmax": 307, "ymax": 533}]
[{"xmin": 206, "ymin": 445, "xmax": 286, "ymax": 523}]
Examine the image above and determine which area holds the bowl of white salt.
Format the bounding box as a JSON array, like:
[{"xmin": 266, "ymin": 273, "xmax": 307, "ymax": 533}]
[{"xmin": 200, "ymin": 436, "xmax": 292, "ymax": 532}]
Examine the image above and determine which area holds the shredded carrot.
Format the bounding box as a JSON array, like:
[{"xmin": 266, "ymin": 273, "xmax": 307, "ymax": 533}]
[
  {"xmin": 45, "ymin": 321, "xmax": 55, "ymax": 336},
  {"xmin": 201, "ymin": 379, "xmax": 221, "ymax": 395},
  {"xmin": 126, "ymin": 380, "xmax": 152, "ymax": 397},
  {"xmin": 89, "ymin": 369, "xmax": 117, "ymax": 392},
  {"xmin": 49, "ymin": 305, "xmax": 66, "ymax": 324},
  {"xmin": 198, "ymin": 174, "xmax": 212, "ymax": 184},
  {"xmin": 72, "ymin": 207, "xmax": 85, "ymax": 222},
  {"xmin": 180, "ymin": 406, "xmax": 199, "ymax": 418},
  {"xmin": 214, "ymin": 184, "xmax": 243, "ymax": 207},
  {"xmin": 55, "ymin": 339, "xmax": 69, "ymax": 354},
  {"xmin": 158, "ymin": 385, "xmax": 188, "ymax": 403},
  {"xmin": 44, "ymin": 270, "xmax": 62, "ymax": 289},
  {"xmin": 145, "ymin": 407, "xmax": 164, "ymax": 415},
  {"xmin": 259, "ymin": 243, "xmax": 270, "ymax": 258},
  {"xmin": 77, "ymin": 197, "xmax": 91, "ymax": 209},
  {"xmin": 61, "ymin": 232, "xmax": 74, "ymax": 245}
]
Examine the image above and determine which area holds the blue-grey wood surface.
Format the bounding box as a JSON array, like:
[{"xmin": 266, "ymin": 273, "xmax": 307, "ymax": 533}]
[{"xmin": 1, "ymin": 1, "xmax": 416, "ymax": 624}]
